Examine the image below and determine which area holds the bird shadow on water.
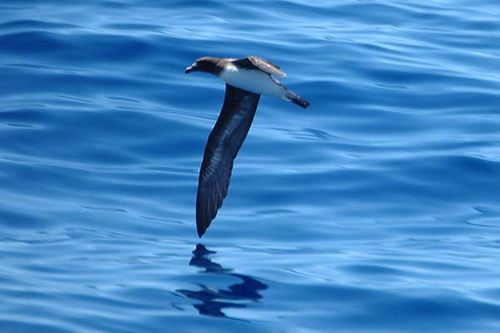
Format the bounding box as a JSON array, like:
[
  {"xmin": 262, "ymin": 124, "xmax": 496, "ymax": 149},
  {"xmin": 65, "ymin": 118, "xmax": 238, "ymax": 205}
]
[{"xmin": 177, "ymin": 244, "xmax": 268, "ymax": 319}]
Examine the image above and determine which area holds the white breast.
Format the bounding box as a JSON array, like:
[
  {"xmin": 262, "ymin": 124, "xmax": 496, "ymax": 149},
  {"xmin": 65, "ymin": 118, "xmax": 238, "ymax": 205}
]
[{"xmin": 219, "ymin": 64, "xmax": 286, "ymax": 99}]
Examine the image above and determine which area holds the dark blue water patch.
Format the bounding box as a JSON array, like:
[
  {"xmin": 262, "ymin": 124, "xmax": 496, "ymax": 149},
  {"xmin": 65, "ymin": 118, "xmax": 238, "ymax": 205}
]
[
  {"xmin": 0, "ymin": 20, "xmax": 78, "ymax": 31},
  {"xmin": 0, "ymin": 108, "xmax": 52, "ymax": 128},
  {"xmin": 0, "ymin": 206, "xmax": 49, "ymax": 228},
  {"xmin": 333, "ymin": 2, "xmax": 417, "ymax": 25},
  {"xmin": 380, "ymin": 155, "xmax": 500, "ymax": 202},
  {"xmin": 67, "ymin": 33, "xmax": 157, "ymax": 63},
  {"xmin": 0, "ymin": 321, "xmax": 73, "ymax": 333},
  {"xmin": 0, "ymin": 31, "xmax": 68, "ymax": 54},
  {"xmin": 99, "ymin": 0, "xmax": 132, "ymax": 9},
  {"xmin": 339, "ymin": 263, "xmax": 408, "ymax": 276},
  {"xmin": 0, "ymin": 105, "xmax": 205, "ymax": 166},
  {"xmin": 102, "ymin": 22, "xmax": 164, "ymax": 32},
  {"xmin": 357, "ymin": 294, "xmax": 500, "ymax": 332},
  {"xmin": 262, "ymin": 278, "xmax": 500, "ymax": 332},
  {"xmin": 0, "ymin": 31, "xmax": 159, "ymax": 64}
]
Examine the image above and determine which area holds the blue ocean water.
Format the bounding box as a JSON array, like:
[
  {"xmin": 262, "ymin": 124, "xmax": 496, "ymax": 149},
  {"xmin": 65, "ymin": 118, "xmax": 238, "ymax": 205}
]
[{"xmin": 2, "ymin": 0, "xmax": 500, "ymax": 332}]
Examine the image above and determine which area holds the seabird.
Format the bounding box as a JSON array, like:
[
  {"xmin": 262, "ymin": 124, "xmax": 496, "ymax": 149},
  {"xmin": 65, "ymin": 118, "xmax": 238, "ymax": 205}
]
[{"xmin": 185, "ymin": 56, "xmax": 309, "ymax": 237}]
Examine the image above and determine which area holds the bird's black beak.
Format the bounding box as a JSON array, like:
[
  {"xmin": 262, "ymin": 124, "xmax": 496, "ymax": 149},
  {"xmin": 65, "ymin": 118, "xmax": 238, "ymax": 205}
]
[{"xmin": 185, "ymin": 64, "xmax": 196, "ymax": 74}]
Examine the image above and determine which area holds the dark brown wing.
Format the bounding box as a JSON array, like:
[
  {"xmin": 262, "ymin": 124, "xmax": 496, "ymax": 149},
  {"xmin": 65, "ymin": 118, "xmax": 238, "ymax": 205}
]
[
  {"xmin": 196, "ymin": 84, "xmax": 261, "ymax": 237},
  {"xmin": 233, "ymin": 56, "xmax": 287, "ymax": 77}
]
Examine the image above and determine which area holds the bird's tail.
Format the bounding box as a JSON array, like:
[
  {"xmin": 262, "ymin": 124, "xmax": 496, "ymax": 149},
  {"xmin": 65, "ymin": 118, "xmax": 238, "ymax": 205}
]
[{"xmin": 284, "ymin": 89, "xmax": 310, "ymax": 109}]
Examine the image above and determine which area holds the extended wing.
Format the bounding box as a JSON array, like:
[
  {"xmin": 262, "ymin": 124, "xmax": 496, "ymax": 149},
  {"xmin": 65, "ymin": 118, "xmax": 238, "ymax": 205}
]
[
  {"xmin": 233, "ymin": 56, "xmax": 287, "ymax": 77},
  {"xmin": 196, "ymin": 84, "xmax": 261, "ymax": 237}
]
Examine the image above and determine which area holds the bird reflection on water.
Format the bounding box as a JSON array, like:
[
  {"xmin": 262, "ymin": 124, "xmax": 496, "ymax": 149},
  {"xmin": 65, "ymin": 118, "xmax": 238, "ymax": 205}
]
[{"xmin": 177, "ymin": 244, "xmax": 268, "ymax": 318}]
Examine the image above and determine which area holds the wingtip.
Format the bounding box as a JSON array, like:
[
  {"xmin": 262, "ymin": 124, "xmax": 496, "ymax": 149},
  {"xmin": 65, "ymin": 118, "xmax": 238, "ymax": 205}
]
[
  {"xmin": 196, "ymin": 210, "xmax": 211, "ymax": 238},
  {"xmin": 196, "ymin": 219, "xmax": 207, "ymax": 238}
]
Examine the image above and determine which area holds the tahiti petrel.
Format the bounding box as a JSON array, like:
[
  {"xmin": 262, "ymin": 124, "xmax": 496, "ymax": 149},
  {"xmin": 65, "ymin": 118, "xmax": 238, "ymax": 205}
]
[{"xmin": 185, "ymin": 56, "xmax": 309, "ymax": 237}]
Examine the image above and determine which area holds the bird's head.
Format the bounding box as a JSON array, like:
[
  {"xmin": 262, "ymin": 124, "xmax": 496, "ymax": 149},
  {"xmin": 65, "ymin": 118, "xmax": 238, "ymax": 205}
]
[{"xmin": 185, "ymin": 57, "xmax": 221, "ymax": 76}]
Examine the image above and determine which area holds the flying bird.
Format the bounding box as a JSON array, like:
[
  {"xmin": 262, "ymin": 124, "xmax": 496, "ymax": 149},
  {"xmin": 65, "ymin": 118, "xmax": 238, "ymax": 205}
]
[{"xmin": 185, "ymin": 56, "xmax": 309, "ymax": 237}]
